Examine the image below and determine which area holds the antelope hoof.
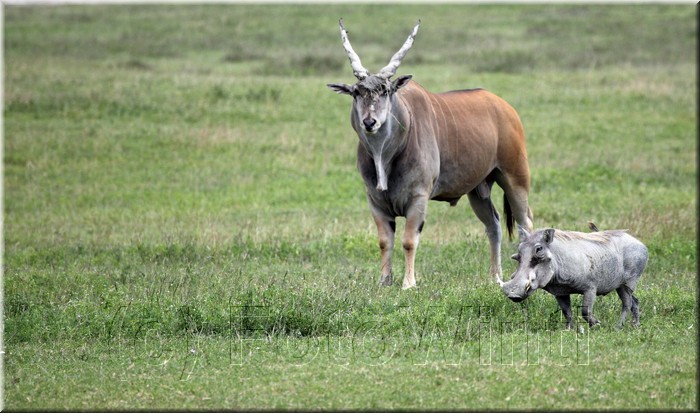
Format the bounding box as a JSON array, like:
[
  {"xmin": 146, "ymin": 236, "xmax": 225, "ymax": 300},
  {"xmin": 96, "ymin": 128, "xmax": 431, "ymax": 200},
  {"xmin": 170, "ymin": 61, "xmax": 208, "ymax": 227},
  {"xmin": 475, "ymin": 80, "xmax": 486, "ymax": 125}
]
[
  {"xmin": 379, "ymin": 274, "xmax": 393, "ymax": 287},
  {"xmin": 402, "ymin": 280, "xmax": 416, "ymax": 290}
]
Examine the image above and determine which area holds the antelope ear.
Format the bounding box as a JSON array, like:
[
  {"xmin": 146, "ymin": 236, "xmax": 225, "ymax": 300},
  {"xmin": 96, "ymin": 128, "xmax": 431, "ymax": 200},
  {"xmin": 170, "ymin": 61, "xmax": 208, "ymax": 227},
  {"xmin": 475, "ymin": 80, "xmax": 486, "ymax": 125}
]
[
  {"xmin": 392, "ymin": 75, "xmax": 412, "ymax": 91},
  {"xmin": 542, "ymin": 228, "xmax": 555, "ymax": 244},
  {"xmin": 327, "ymin": 83, "xmax": 354, "ymax": 95}
]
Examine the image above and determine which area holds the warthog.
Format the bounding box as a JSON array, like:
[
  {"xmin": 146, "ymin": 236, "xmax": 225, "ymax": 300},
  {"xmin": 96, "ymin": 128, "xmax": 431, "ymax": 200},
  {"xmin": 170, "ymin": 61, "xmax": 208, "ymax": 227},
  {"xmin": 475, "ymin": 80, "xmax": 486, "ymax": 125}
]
[{"xmin": 502, "ymin": 226, "xmax": 648, "ymax": 328}]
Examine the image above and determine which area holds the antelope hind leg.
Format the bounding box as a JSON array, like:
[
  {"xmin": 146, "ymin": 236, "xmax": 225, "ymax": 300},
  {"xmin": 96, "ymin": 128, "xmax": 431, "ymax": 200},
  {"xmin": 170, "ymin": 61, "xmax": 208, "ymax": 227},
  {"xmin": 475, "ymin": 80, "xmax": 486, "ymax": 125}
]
[{"xmin": 467, "ymin": 187, "xmax": 503, "ymax": 285}]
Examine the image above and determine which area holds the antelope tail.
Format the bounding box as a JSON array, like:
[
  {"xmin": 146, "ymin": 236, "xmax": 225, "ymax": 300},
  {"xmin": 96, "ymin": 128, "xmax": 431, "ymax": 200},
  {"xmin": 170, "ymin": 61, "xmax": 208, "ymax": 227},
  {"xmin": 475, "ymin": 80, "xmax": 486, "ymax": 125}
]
[{"xmin": 504, "ymin": 194, "xmax": 514, "ymax": 241}]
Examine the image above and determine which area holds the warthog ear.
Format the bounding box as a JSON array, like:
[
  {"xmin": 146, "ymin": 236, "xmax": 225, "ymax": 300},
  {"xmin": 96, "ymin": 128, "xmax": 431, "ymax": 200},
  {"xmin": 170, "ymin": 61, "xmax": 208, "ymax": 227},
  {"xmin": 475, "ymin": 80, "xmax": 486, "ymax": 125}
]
[
  {"xmin": 543, "ymin": 228, "xmax": 555, "ymax": 244},
  {"xmin": 392, "ymin": 74, "xmax": 412, "ymax": 92},
  {"xmin": 327, "ymin": 83, "xmax": 354, "ymax": 95}
]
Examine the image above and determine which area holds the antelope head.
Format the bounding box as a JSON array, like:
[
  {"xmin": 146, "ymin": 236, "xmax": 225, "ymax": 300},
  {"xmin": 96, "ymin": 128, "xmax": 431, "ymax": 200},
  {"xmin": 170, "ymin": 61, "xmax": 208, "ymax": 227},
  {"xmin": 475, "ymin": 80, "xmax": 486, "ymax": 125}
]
[{"xmin": 327, "ymin": 19, "xmax": 420, "ymax": 135}]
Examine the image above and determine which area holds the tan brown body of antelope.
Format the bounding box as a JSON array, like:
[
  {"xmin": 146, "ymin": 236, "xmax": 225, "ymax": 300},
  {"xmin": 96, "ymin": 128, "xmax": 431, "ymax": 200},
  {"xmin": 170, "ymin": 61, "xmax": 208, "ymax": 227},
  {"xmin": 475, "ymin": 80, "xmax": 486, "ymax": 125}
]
[{"xmin": 360, "ymin": 81, "xmax": 530, "ymax": 212}]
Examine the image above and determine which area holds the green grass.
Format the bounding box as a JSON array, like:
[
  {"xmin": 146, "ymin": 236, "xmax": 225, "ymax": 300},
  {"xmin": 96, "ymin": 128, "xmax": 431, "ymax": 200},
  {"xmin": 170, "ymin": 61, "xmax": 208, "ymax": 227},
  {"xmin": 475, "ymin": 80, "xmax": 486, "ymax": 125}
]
[{"xmin": 4, "ymin": 4, "xmax": 697, "ymax": 410}]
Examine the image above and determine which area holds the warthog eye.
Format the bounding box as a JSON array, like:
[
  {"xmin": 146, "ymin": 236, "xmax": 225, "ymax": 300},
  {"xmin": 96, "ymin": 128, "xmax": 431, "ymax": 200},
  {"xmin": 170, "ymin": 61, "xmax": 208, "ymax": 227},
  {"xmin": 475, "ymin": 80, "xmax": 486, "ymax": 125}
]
[
  {"xmin": 530, "ymin": 245, "xmax": 550, "ymax": 267},
  {"xmin": 534, "ymin": 244, "xmax": 548, "ymax": 259}
]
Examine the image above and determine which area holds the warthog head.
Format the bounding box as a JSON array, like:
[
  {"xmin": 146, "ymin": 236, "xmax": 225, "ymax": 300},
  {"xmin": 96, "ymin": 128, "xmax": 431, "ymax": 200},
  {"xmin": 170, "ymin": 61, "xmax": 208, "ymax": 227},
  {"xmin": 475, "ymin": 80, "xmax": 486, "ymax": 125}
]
[{"xmin": 502, "ymin": 227, "xmax": 556, "ymax": 302}]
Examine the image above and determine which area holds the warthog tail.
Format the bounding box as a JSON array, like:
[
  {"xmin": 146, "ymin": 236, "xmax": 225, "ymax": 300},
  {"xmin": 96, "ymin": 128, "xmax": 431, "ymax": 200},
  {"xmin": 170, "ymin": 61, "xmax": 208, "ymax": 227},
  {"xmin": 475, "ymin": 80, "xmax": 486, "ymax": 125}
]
[{"xmin": 504, "ymin": 194, "xmax": 514, "ymax": 241}]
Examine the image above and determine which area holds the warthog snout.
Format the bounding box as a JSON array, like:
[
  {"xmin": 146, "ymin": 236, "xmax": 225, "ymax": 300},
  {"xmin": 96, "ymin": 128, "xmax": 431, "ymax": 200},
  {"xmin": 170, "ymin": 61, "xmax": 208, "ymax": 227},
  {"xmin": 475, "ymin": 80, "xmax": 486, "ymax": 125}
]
[
  {"xmin": 502, "ymin": 281, "xmax": 529, "ymax": 302},
  {"xmin": 507, "ymin": 294, "xmax": 524, "ymax": 303}
]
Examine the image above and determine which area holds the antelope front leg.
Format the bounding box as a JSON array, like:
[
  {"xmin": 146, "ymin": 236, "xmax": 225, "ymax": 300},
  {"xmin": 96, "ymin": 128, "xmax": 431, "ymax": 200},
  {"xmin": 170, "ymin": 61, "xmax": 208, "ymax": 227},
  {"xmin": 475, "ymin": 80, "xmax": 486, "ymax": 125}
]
[
  {"xmin": 402, "ymin": 200, "xmax": 427, "ymax": 290},
  {"xmin": 373, "ymin": 213, "xmax": 396, "ymax": 286}
]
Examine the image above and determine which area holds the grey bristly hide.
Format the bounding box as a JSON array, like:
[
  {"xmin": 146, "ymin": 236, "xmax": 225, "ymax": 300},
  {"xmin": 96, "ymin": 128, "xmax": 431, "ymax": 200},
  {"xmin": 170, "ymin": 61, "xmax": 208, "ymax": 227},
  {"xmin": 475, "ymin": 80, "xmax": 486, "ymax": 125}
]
[{"xmin": 502, "ymin": 227, "xmax": 648, "ymax": 328}]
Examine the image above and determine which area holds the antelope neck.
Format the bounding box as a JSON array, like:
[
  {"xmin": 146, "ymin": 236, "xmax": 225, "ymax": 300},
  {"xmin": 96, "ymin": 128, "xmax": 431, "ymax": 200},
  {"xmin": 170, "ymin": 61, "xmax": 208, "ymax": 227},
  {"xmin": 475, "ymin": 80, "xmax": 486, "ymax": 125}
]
[{"xmin": 359, "ymin": 95, "xmax": 410, "ymax": 192}]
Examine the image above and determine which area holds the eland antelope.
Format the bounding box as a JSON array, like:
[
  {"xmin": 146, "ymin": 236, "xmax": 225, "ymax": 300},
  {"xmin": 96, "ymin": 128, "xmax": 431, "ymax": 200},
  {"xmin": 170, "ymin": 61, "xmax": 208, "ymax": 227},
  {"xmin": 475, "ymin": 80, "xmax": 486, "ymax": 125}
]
[{"xmin": 327, "ymin": 19, "xmax": 534, "ymax": 289}]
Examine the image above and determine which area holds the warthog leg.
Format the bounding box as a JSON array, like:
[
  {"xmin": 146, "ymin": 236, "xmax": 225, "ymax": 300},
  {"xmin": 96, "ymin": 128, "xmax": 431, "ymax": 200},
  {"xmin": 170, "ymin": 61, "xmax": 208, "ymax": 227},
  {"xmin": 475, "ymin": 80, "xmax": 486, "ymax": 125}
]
[
  {"xmin": 617, "ymin": 285, "xmax": 640, "ymax": 328},
  {"xmin": 555, "ymin": 295, "xmax": 574, "ymax": 329},
  {"xmin": 631, "ymin": 293, "xmax": 640, "ymax": 327},
  {"xmin": 581, "ymin": 289, "xmax": 601, "ymax": 327}
]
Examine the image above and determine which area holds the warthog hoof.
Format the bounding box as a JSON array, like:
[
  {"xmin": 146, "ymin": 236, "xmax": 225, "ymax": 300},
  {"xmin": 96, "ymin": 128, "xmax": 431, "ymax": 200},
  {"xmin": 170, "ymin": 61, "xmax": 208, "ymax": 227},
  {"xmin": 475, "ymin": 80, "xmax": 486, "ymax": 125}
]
[
  {"xmin": 379, "ymin": 274, "xmax": 393, "ymax": 286},
  {"xmin": 618, "ymin": 320, "xmax": 641, "ymax": 329}
]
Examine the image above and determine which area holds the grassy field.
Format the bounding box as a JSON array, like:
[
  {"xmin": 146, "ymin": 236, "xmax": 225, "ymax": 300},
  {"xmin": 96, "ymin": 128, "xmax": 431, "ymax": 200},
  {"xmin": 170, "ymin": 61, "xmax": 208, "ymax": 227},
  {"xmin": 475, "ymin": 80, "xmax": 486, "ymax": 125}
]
[{"xmin": 3, "ymin": 4, "xmax": 697, "ymax": 410}]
